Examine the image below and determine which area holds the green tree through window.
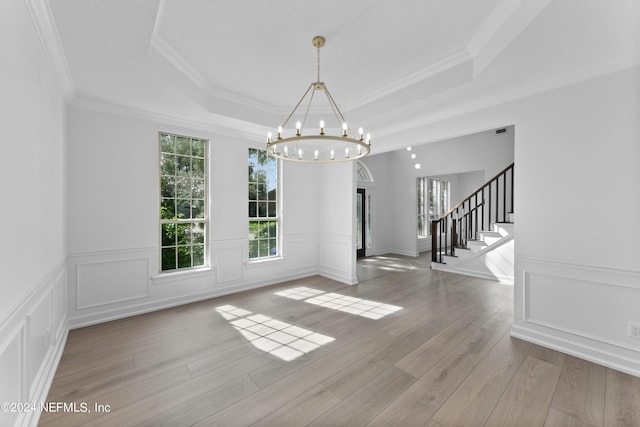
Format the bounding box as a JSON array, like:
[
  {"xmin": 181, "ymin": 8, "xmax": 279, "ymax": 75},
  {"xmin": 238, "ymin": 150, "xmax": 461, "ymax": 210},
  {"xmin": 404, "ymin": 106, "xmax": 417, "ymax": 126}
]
[
  {"xmin": 159, "ymin": 133, "xmax": 208, "ymax": 272},
  {"xmin": 248, "ymin": 148, "xmax": 278, "ymax": 259}
]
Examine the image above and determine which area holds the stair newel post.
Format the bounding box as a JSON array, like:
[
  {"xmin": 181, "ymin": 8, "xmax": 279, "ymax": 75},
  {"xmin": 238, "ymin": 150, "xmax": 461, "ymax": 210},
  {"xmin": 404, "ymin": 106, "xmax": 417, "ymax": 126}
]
[
  {"xmin": 481, "ymin": 187, "xmax": 485, "ymax": 232},
  {"xmin": 452, "ymin": 219, "xmax": 457, "ymax": 256},
  {"xmin": 474, "ymin": 193, "xmax": 479, "ymax": 240},
  {"xmin": 488, "ymin": 181, "xmax": 492, "ymax": 227},
  {"xmin": 502, "ymin": 170, "xmax": 507, "ymax": 222},
  {"xmin": 510, "ymin": 165, "xmax": 514, "ymax": 217},
  {"xmin": 445, "ymin": 216, "xmax": 449, "ymax": 256},
  {"xmin": 431, "ymin": 220, "xmax": 438, "ymax": 262},
  {"xmin": 439, "ymin": 220, "xmax": 444, "ymax": 263},
  {"xmin": 497, "ymin": 173, "xmax": 501, "ymax": 222}
]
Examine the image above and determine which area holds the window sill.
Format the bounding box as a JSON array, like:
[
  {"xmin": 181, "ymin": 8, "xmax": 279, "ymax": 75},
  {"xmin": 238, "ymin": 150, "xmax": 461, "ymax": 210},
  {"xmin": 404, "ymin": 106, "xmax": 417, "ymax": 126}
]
[
  {"xmin": 151, "ymin": 266, "xmax": 214, "ymax": 285},
  {"xmin": 245, "ymin": 256, "xmax": 284, "ymax": 269}
]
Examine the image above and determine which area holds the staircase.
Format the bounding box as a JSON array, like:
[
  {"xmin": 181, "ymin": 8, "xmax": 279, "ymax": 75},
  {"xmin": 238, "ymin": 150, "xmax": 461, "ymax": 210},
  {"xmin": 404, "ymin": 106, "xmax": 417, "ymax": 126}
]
[{"xmin": 431, "ymin": 163, "xmax": 514, "ymax": 284}]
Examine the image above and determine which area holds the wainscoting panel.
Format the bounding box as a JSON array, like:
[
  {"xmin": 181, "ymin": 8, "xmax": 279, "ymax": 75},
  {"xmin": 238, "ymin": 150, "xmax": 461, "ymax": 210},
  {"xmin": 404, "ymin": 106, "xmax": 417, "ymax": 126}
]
[
  {"xmin": 283, "ymin": 233, "xmax": 317, "ymax": 273},
  {"xmin": 213, "ymin": 240, "xmax": 245, "ymax": 284},
  {"xmin": 0, "ymin": 261, "xmax": 68, "ymax": 427},
  {"xmin": 513, "ymin": 256, "xmax": 640, "ymax": 376},
  {"xmin": 76, "ymin": 257, "xmax": 150, "ymax": 309},
  {"xmin": 27, "ymin": 291, "xmax": 52, "ymax": 396},
  {"xmin": 318, "ymin": 233, "xmax": 356, "ymax": 285},
  {"xmin": 0, "ymin": 325, "xmax": 24, "ymax": 427}
]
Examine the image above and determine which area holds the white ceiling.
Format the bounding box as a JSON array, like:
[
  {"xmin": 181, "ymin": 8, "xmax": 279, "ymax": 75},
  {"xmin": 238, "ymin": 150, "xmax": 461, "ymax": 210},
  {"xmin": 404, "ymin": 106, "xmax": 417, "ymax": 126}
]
[{"xmin": 49, "ymin": 0, "xmax": 640, "ymax": 153}]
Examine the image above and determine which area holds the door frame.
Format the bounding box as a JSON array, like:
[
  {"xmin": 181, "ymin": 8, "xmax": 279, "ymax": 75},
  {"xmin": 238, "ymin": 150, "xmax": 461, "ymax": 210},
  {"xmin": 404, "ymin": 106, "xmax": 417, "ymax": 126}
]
[{"xmin": 357, "ymin": 188, "xmax": 366, "ymax": 258}]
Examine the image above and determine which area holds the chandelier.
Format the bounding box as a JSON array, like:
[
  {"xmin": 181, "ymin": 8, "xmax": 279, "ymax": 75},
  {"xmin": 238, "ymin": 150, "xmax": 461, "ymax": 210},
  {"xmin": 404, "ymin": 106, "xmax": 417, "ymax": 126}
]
[{"xmin": 266, "ymin": 36, "xmax": 371, "ymax": 163}]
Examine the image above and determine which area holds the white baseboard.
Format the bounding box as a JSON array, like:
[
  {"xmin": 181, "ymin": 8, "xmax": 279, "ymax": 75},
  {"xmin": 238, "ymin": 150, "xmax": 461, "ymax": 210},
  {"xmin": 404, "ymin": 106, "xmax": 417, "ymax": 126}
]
[
  {"xmin": 68, "ymin": 269, "xmax": 319, "ymax": 329},
  {"xmin": 511, "ymin": 324, "xmax": 640, "ymax": 377}
]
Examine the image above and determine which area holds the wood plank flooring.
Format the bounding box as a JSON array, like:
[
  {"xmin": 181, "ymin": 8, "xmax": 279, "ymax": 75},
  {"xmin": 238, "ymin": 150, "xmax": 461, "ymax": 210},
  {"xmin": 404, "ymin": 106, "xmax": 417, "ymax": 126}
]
[{"xmin": 40, "ymin": 253, "xmax": 640, "ymax": 426}]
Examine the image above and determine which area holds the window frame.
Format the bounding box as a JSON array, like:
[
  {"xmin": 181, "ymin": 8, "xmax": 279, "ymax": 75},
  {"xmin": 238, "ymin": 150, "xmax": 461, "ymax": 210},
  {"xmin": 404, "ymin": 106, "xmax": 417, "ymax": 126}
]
[
  {"xmin": 248, "ymin": 147, "xmax": 280, "ymax": 261},
  {"xmin": 158, "ymin": 132, "xmax": 209, "ymax": 273},
  {"xmin": 417, "ymin": 177, "xmax": 450, "ymax": 237}
]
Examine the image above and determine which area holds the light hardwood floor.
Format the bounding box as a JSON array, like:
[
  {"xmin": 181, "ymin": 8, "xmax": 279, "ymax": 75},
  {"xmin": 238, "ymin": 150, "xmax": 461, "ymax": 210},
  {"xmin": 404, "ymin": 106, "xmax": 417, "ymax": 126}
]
[{"xmin": 41, "ymin": 254, "xmax": 640, "ymax": 426}]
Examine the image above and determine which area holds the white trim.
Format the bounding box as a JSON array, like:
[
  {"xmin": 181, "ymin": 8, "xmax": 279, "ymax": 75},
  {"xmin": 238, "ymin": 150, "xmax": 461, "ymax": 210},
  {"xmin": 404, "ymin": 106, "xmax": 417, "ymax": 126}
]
[
  {"xmin": 76, "ymin": 258, "xmax": 151, "ymax": 310},
  {"xmin": 511, "ymin": 325, "xmax": 640, "ymax": 378},
  {"xmin": 149, "ymin": 34, "xmax": 284, "ymax": 114},
  {"xmin": 377, "ymin": 51, "xmax": 640, "ymax": 140},
  {"xmin": 68, "ymin": 270, "xmax": 318, "ymax": 329},
  {"xmin": 151, "ymin": 266, "xmax": 215, "ymax": 285},
  {"xmin": 24, "ymin": 0, "xmax": 74, "ymax": 97},
  {"xmin": 150, "ymin": 33, "xmax": 213, "ymax": 93},
  {"xmin": 515, "ymin": 256, "xmax": 640, "ymax": 377},
  {"xmin": 517, "ymin": 255, "xmax": 640, "ymax": 278},
  {"xmin": 0, "ymin": 261, "xmax": 66, "ymax": 328},
  {"xmin": 344, "ymin": 50, "xmax": 472, "ymax": 111},
  {"xmin": 467, "ymin": 0, "xmax": 522, "ymax": 58},
  {"xmin": 68, "ymin": 96, "xmax": 268, "ymax": 141}
]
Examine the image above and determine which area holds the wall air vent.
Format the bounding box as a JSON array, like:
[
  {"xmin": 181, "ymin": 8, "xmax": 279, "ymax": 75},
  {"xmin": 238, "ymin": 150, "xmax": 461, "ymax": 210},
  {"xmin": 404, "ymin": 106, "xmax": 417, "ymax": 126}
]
[{"xmin": 496, "ymin": 128, "xmax": 507, "ymax": 134}]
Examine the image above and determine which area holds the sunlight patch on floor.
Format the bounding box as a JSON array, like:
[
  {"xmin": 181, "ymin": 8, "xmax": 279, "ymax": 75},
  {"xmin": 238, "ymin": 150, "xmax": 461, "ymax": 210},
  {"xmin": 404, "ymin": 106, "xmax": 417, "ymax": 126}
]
[
  {"xmin": 215, "ymin": 305, "xmax": 334, "ymax": 361},
  {"xmin": 274, "ymin": 287, "xmax": 402, "ymax": 319},
  {"xmin": 359, "ymin": 256, "xmax": 419, "ymax": 272}
]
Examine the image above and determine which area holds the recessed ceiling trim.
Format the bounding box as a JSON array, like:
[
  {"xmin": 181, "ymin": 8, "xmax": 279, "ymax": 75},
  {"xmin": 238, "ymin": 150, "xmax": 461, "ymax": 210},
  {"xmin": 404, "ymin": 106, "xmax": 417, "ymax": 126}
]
[
  {"xmin": 467, "ymin": 0, "xmax": 554, "ymax": 77},
  {"xmin": 24, "ymin": 0, "xmax": 74, "ymax": 98},
  {"xmin": 150, "ymin": 33, "xmax": 291, "ymax": 115},
  {"xmin": 150, "ymin": 34, "xmax": 213, "ymax": 93},
  {"xmin": 375, "ymin": 50, "xmax": 640, "ymax": 141},
  {"xmin": 343, "ymin": 49, "xmax": 473, "ymax": 111},
  {"xmin": 69, "ymin": 95, "xmax": 268, "ymax": 141}
]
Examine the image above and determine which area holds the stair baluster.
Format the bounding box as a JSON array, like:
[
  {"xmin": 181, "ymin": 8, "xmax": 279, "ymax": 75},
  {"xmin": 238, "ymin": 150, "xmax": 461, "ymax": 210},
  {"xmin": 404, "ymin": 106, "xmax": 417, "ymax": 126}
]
[{"xmin": 431, "ymin": 162, "xmax": 514, "ymax": 264}]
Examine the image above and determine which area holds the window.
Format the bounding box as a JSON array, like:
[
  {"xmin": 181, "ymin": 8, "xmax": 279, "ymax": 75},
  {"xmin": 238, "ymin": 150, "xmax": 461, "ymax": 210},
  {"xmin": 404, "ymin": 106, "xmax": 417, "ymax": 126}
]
[
  {"xmin": 356, "ymin": 161, "xmax": 372, "ymax": 182},
  {"xmin": 417, "ymin": 177, "xmax": 427, "ymax": 237},
  {"xmin": 417, "ymin": 177, "xmax": 450, "ymax": 237},
  {"xmin": 248, "ymin": 148, "xmax": 278, "ymax": 259},
  {"xmin": 159, "ymin": 133, "xmax": 208, "ymax": 272}
]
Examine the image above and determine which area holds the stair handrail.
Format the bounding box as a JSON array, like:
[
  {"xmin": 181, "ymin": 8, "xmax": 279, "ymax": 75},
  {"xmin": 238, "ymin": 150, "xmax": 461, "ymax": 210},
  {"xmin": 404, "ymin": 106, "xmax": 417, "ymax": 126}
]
[{"xmin": 432, "ymin": 162, "xmax": 514, "ymax": 263}]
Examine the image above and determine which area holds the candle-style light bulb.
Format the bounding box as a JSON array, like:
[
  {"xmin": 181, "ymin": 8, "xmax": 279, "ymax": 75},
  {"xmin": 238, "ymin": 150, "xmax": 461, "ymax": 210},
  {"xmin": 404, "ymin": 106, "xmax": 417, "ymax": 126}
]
[
  {"xmin": 415, "ymin": 163, "xmax": 421, "ymax": 169},
  {"xmin": 358, "ymin": 127, "xmax": 364, "ymax": 140},
  {"xmin": 277, "ymin": 126, "xmax": 283, "ymax": 139},
  {"xmin": 267, "ymin": 132, "xmax": 272, "ymax": 143},
  {"xmin": 411, "ymin": 153, "xmax": 416, "ymax": 159},
  {"xmin": 298, "ymin": 149, "xmax": 303, "ymax": 160},
  {"xmin": 357, "ymin": 145, "xmax": 362, "ymax": 155},
  {"xmin": 330, "ymin": 149, "xmax": 335, "ymax": 160},
  {"xmin": 345, "ymin": 147, "xmax": 350, "ymax": 158},
  {"xmin": 314, "ymin": 150, "xmax": 319, "ymax": 160},
  {"xmin": 284, "ymin": 146, "xmax": 289, "ymax": 157},
  {"xmin": 319, "ymin": 120, "xmax": 325, "ymax": 135},
  {"xmin": 407, "ymin": 146, "xmax": 412, "ymax": 151},
  {"xmin": 342, "ymin": 122, "xmax": 348, "ymax": 137},
  {"xmin": 296, "ymin": 121, "xmax": 302, "ymax": 136},
  {"xmin": 366, "ymin": 133, "xmax": 371, "ymax": 145}
]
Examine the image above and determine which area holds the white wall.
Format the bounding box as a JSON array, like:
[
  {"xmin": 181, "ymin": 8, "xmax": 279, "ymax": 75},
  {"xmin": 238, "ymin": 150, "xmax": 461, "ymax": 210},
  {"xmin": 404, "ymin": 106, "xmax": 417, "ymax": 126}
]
[
  {"xmin": 0, "ymin": 1, "xmax": 69, "ymax": 426},
  {"xmin": 386, "ymin": 65, "xmax": 640, "ymax": 375},
  {"xmin": 65, "ymin": 106, "xmax": 354, "ymax": 327},
  {"xmin": 318, "ymin": 162, "xmax": 357, "ymax": 284},
  {"xmin": 361, "ymin": 128, "xmax": 514, "ymax": 256}
]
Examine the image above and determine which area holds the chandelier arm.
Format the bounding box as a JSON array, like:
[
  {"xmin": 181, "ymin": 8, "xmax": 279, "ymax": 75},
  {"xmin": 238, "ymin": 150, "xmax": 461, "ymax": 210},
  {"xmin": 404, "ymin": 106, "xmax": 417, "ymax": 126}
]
[
  {"xmin": 300, "ymin": 84, "xmax": 316, "ymax": 132},
  {"xmin": 281, "ymin": 83, "xmax": 314, "ymax": 129},
  {"xmin": 323, "ymin": 85, "xmax": 349, "ymax": 129}
]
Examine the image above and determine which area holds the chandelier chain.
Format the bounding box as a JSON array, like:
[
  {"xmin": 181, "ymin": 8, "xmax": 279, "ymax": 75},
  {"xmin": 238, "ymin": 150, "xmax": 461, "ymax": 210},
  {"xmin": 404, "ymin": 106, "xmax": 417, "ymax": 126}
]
[{"xmin": 317, "ymin": 46, "xmax": 321, "ymax": 82}]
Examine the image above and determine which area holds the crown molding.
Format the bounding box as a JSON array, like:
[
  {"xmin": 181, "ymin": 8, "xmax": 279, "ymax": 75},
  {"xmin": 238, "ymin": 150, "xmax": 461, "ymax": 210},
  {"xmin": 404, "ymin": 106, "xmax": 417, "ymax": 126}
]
[
  {"xmin": 467, "ymin": 0, "xmax": 554, "ymax": 78},
  {"xmin": 150, "ymin": 33, "xmax": 213, "ymax": 93},
  {"xmin": 24, "ymin": 0, "xmax": 74, "ymax": 98},
  {"xmin": 69, "ymin": 95, "xmax": 268, "ymax": 141},
  {"xmin": 343, "ymin": 49, "xmax": 473, "ymax": 111},
  {"xmin": 150, "ymin": 33, "xmax": 286, "ymax": 115},
  {"xmin": 467, "ymin": 0, "xmax": 523, "ymax": 58},
  {"xmin": 376, "ymin": 50, "xmax": 640, "ymax": 140}
]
